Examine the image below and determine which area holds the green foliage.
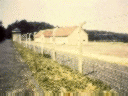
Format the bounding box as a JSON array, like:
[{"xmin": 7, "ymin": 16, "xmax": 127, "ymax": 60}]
[
  {"xmin": 0, "ymin": 25, "xmax": 6, "ymax": 42},
  {"xmin": 14, "ymin": 42, "xmax": 112, "ymax": 93},
  {"xmin": 86, "ymin": 30, "xmax": 128, "ymax": 42},
  {"xmin": 6, "ymin": 19, "xmax": 54, "ymax": 39}
]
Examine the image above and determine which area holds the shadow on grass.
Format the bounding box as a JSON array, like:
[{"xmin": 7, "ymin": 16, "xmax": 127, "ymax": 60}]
[{"xmin": 43, "ymin": 53, "xmax": 51, "ymax": 58}]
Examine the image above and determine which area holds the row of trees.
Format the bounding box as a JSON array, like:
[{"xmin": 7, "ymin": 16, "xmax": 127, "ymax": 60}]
[
  {"xmin": 86, "ymin": 30, "xmax": 128, "ymax": 43},
  {"xmin": 0, "ymin": 20, "xmax": 128, "ymax": 42},
  {"xmin": 6, "ymin": 20, "xmax": 55, "ymax": 39},
  {"xmin": 0, "ymin": 21, "xmax": 6, "ymax": 42}
]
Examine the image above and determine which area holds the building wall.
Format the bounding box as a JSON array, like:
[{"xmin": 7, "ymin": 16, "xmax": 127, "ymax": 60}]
[
  {"xmin": 35, "ymin": 35, "xmax": 45, "ymax": 43},
  {"xmin": 54, "ymin": 37, "xmax": 68, "ymax": 44},
  {"xmin": 35, "ymin": 38, "xmax": 41, "ymax": 42},
  {"xmin": 12, "ymin": 34, "xmax": 21, "ymax": 42},
  {"xmin": 68, "ymin": 27, "xmax": 79, "ymax": 45},
  {"xmin": 80, "ymin": 30, "xmax": 88, "ymax": 45},
  {"xmin": 34, "ymin": 28, "xmax": 88, "ymax": 45},
  {"xmin": 45, "ymin": 38, "xmax": 51, "ymax": 44},
  {"xmin": 68, "ymin": 27, "xmax": 88, "ymax": 45},
  {"xmin": 46, "ymin": 37, "xmax": 68, "ymax": 44}
]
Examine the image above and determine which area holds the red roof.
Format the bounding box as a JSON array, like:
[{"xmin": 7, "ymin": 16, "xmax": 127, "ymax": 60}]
[
  {"xmin": 35, "ymin": 26, "xmax": 78, "ymax": 38},
  {"xmin": 34, "ymin": 30, "xmax": 44, "ymax": 38},
  {"xmin": 34, "ymin": 30, "xmax": 52, "ymax": 38},
  {"xmin": 42, "ymin": 30, "xmax": 53, "ymax": 38}
]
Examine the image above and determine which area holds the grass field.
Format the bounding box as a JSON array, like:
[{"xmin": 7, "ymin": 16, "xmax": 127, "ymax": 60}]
[
  {"xmin": 28, "ymin": 41, "xmax": 128, "ymax": 66},
  {"xmin": 14, "ymin": 42, "xmax": 114, "ymax": 93},
  {"xmin": 82, "ymin": 42, "xmax": 128, "ymax": 65},
  {"xmin": 83, "ymin": 42, "xmax": 128, "ymax": 58}
]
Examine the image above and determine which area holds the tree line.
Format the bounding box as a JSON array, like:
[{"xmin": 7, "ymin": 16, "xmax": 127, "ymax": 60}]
[
  {"xmin": 6, "ymin": 19, "xmax": 55, "ymax": 39},
  {"xmin": 0, "ymin": 19, "xmax": 128, "ymax": 43},
  {"xmin": 86, "ymin": 30, "xmax": 128, "ymax": 43},
  {"xmin": 0, "ymin": 21, "xmax": 6, "ymax": 42}
]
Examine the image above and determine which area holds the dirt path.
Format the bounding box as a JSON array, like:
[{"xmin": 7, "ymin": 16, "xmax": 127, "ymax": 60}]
[{"xmin": 0, "ymin": 40, "xmax": 43, "ymax": 94}]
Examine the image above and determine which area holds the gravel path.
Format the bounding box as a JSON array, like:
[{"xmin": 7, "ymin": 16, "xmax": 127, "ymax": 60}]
[{"xmin": 0, "ymin": 40, "xmax": 43, "ymax": 94}]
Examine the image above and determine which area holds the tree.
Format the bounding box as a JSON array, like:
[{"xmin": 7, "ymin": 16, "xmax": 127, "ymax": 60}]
[
  {"xmin": 0, "ymin": 21, "xmax": 6, "ymax": 42},
  {"xmin": 6, "ymin": 19, "xmax": 55, "ymax": 39},
  {"xmin": 6, "ymin": 24, "xmax": 14, "ymax": 39}
]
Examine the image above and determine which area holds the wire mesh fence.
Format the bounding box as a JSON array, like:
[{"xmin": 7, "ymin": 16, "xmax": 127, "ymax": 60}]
[
  {"xmin": 18, "ymin": 33, "xmax": 128, "ymax": 93},
  {"xmin": 55, "ymin": 51, "xmax": 79, "ymax": 71},
  {"xmin": 21, "ymin": 34, "xmax": 27, "ymax": 41},
  {"xmin": 82, "ymin": 57, "xmax": 128, "ymax": 93}
]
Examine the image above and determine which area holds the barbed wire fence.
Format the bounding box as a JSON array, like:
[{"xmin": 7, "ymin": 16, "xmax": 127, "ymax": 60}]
[{"xmin": 15, "ymin": 31, "xmax": 128, "ymax": 93}]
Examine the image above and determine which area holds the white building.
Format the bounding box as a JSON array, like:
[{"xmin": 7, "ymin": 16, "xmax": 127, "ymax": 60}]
[
  {"xmin": 34, "ymin": 26, "xmax": 88, "ymax": 45},
  {"xmin": 12, "ymin": 28, "xmax": 21, "ymax": 42}
]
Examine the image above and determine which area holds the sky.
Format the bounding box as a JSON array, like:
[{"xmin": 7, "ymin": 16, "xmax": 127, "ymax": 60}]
[{"xmin": 0, "ymin": 0, "xmax": 128, "ymax": 33}]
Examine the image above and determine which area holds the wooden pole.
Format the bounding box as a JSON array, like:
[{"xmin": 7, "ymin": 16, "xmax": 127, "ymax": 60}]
[{"xmin": 78, "ymin": 22, "xmax": 86, "ymax": 73}]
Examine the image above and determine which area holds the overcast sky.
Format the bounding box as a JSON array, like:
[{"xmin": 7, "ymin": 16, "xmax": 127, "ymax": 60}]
[{"xmin": 0, "ymin": 0, "xmax": 128, "ymax": 33}]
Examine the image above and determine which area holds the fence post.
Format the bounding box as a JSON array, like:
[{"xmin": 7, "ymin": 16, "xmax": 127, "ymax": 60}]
[
  {"xmin": 41, "ymin": 40, "xmax": 44, "ymax": 55},
  {"xmin": 33, "ymin": 43, "xmax": 36, "ymax": 52},
  {"xmin": 78, "ymin": 42, "xmax": 82, "ymax": 73},
  {"xmin": 52, "ymin": 27, "xmax": 58, "ymax": 61},
  {"xmin": 26, "ymin": 33, "xmax": 28, "ymax": 48},
  {"xmin": 29, "ymin": 33, "xmax": 31, "ymax": 49},
  {"xmin": 78, "ymin": 22, "xmax": 86, "ymax": 73},
  {"xmin": 41, "ymin": 44, "xmax": 43, "ymax": 55},
  {"xmin": 19, "ymin": 35, "xmax": 21, "ymax": 44},
  {"xmin": 33, "ymin": 32, "xmax": 37, "ymax": 52},
  {"xmin": 120, "ymin": 72, "xmax": 122, "ymax": 90}
]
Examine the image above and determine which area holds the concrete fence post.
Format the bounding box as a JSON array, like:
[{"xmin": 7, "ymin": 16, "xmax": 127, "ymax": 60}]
[
  {"xmin": 120, "ymin": 72, "xmax": 122, "ymax": 90},
  {"xmin": 78, "ymin": 42, "xmax": 83, "ymax": 73},
  {"xmin": 37, "ymin": 44, "xmax": 40, "ymax": 53},
  {"xmin": 29, "ymin": 33, "xmax": 31, "ymax": 49},
  {"xmin": 33, "ymin": 32, "xmax": 36, "ymax": 52},
  {"xmin": 33, "ymin": 41, "xmax": 35, "ymax": 52},
  {"xmin": 52, "ymin": 27, "xmax": 58, "ymax": 61},
  {"xmin": 26, "ymin": 33, "xmax": 28, "ymax": 47},
  {"xmin": 78, "ymin": 22, "xmax": 86, "ymax": 73},
  {"xmin": 41, "ymin": 43, "xmax": 43, "ymax": 55},
  {"xmin": 18, "ymin": 35, "xmax": 20, "ymax": 43},
  {"xmin": 19, "ymin": 35, "xmax": 21, "ymax": 44}
]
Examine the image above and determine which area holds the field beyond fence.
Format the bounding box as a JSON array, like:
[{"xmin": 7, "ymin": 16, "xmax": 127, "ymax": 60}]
[{"xmin": 23, "ymin": 41, "xmax": 128, "ymax": 65}]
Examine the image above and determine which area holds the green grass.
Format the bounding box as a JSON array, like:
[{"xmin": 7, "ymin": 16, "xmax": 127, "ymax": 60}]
[{"xmin": 14, "ymin": 42, "xmax": 113, "ymax": 93}]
